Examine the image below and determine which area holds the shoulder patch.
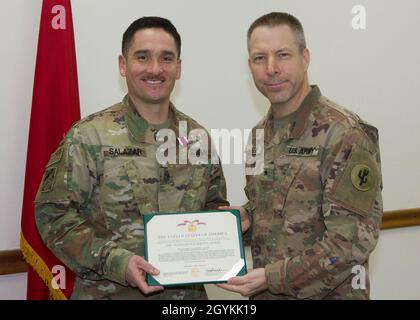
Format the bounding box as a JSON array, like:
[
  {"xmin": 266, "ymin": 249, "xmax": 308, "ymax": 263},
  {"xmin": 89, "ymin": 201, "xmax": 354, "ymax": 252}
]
[
  {"xmin": 47, "ymin": 147, "xmax": 64, "ymax": 166},
  {"xmin": 36, "ymin": 143, "xmax": 71, "ymax": 202},
  {"xmin": 331, "ymin": 145, "xmax": 380, "ymax": 215},
  {"xmin": 350, "ymin": 164, "xmax": 375, "ymax": 191},
  {"xmin": 40, "ymin": 167, "xmax": 57, "ymax": 193}
]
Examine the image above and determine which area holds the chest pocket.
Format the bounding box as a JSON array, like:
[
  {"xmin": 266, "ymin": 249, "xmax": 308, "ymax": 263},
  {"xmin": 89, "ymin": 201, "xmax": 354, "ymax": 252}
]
[
  {"xmin": 100, "ymin": 159, "xmax": 146, "ymax": 239},
  {"xmin": 163, "ymin": 164, "xmax": 210, "ymax": 212},
  {"xmin": 254, "ymin": 158, "xmax": 302, "ymax": 217},
  {"xmin": 124, "ymin": 160, "xmax": 159, "ymax": 215}
]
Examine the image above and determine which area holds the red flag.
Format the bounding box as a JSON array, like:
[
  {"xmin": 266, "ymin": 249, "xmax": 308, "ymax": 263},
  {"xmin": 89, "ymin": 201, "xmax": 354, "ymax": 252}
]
[{"xmin": 20, "ymin": 0, "xmax": 80, "ymax": 300}]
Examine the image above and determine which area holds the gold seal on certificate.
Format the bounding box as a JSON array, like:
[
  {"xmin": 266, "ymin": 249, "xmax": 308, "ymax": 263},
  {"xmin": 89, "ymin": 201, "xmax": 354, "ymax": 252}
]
[{"xmin": 144, "ymin": 210, "xmax": 247, "ymax": 286}]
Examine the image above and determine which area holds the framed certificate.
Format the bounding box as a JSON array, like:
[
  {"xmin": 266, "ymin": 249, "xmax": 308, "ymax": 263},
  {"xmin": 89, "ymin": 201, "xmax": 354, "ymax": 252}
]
[{"xmin": 144, "ymin": 210, "xmax": 247, "ymax": 287}]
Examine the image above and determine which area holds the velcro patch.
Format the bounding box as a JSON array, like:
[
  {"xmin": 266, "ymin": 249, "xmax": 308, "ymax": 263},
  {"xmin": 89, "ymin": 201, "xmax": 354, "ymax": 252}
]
[
  {"xmin": 103, "ymin": 147, "xmax": 145, "ymax": 157},
  {"xmin": 351, "ymin": 164, "xmax": 375, "ymax": 191},
  {"xmin": 286, "ymin": 145, "xmax": 319, "ymax": 157},
  {"xmin": 47, "ymin": 147, "xmax": 64, "ymax": 166},
  {"xmin": 331, "ymin": 145, "xmax": 379, "ymax": 215},
  {"xmin": 40, "ymin": 167, "xmax": 57, "ymax": 193}
]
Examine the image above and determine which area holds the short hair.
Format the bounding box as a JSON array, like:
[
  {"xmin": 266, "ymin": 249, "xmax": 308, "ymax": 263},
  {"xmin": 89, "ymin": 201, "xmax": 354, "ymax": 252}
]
[
  {"xmin": 122, "ymin": 16, "xmax": 181, "ymax": 58},
  {"xmin": 247, "ymin": 12, "xmax": 306, "ymax": 52}
]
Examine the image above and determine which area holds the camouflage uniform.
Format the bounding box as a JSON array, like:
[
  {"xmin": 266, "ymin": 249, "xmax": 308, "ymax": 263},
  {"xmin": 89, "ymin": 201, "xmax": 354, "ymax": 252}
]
[
  {"xmin": 35, "ymin": 96, "xmax": 229, "ymax": 299},
  {"xmin": 244, "ymin": 86, "xmax": 383, "ymax": 299}
]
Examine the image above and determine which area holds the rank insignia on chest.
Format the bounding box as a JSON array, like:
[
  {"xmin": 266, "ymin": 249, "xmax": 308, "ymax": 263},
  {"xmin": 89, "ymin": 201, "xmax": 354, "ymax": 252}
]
[
  {"xmin": 286, "ymin": 145, "xmax": 319, "ymax": 157},
  {"xmin": 104, "ymin": 147, "xmax": 145, "ymax": 157}
]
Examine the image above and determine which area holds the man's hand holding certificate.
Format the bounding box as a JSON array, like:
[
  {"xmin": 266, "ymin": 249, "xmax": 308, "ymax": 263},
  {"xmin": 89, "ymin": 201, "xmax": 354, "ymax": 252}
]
[{"xmin": 144, "ymin": 210, "xmax": 247, "ymax": 287}]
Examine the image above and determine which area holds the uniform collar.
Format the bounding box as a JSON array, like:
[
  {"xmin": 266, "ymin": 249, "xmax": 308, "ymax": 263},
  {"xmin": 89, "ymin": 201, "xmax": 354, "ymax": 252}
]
[
  {"xmin": 123, "ymin": 95, "xmax": 191, "ymax": 145},
  {"xmin": 263, "ymin": 85, "xmax": 321, "ymax": 143}
]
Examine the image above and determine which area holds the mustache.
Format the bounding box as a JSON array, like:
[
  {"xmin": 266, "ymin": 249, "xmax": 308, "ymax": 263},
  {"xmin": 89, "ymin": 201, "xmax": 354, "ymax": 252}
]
[{"xmin": 263, "ymin": 79, "xmax": 288, "ymax": 85}]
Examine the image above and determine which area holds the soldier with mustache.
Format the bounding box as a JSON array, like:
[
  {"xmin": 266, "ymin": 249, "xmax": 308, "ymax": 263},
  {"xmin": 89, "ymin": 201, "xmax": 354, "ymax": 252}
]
[{"xmin": 35, "ymin": 16, "xmax": 229, "ymax": 300}]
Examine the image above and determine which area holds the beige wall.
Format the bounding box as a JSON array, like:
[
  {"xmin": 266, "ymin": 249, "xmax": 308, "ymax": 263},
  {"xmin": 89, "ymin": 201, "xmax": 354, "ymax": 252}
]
[{"xmin": 1, "ymin": 0, "xmax": 419, "ymax": 299}]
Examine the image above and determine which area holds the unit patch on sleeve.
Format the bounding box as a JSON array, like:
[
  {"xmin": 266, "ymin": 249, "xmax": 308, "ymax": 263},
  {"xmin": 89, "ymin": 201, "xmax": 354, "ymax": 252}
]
[
  {"xmin": 330, "ymin": 145, "xmax": 379, "ymax": 215},
  {"xmin": 40, "ymin": 167, "xmax": 57, "ymax": 193},
  {"xmin": 47, "ymin": 146, "xmax": 64, "ymax": 166},
  {"xmin": 350, "ymin": 164, "xmax": 375, "ymax": 191}
]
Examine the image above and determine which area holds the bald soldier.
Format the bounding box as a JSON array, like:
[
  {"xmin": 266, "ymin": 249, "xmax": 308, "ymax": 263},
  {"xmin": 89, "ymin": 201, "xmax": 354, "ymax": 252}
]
[
  {"xmin": 219, "ymin": 12, "xmax": 383, "ymax": 299},
  {"xmin": 35, "ymin": 16, "xmax": 229, "ymax": 299}
]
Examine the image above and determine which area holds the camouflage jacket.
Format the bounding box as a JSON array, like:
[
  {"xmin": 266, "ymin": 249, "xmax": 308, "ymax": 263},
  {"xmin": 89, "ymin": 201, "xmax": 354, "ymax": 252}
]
[
  {"xmin": 243, "ymin": 86, "xmax": 383, "ymax": 300},
  {"xmin": 35, "ymin": 96, "xmax": 229, "ymax": 299}
]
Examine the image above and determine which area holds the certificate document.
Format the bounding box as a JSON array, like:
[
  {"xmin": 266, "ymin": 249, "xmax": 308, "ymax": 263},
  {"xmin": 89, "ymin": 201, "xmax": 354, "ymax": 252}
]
[{"xmin": 144, "ymin": 210, "xmax": 247, "ymax": 287}]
